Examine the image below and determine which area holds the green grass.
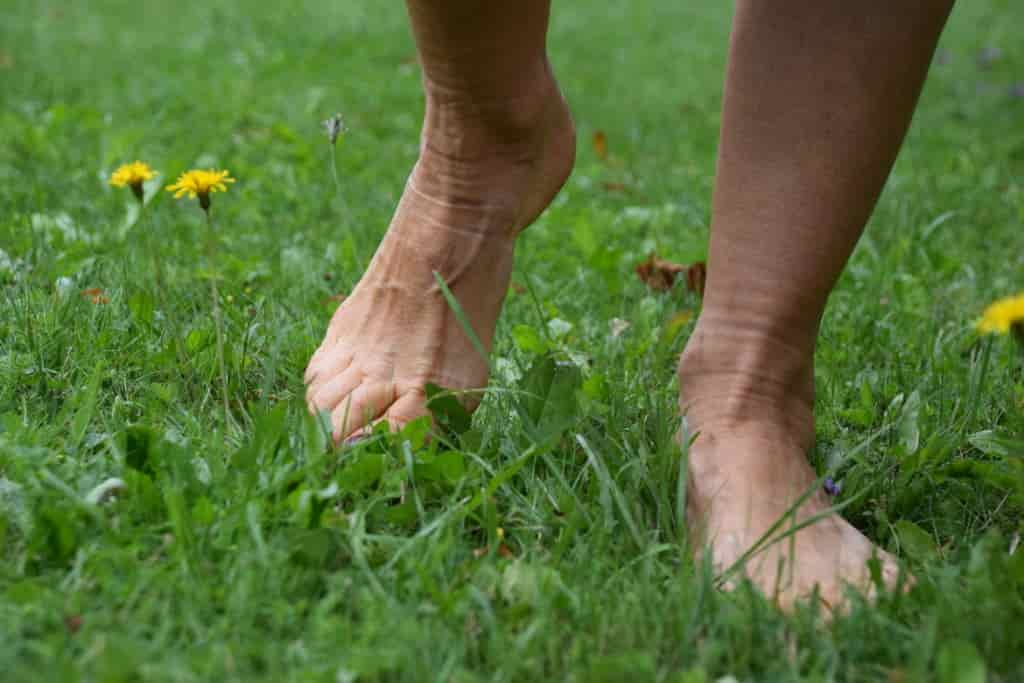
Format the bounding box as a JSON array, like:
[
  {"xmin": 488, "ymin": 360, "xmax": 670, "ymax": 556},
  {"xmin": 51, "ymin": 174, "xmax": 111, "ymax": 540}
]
[{"xmin": 2, "ymin": 2, "xmax": 1024, "ymax": 681}]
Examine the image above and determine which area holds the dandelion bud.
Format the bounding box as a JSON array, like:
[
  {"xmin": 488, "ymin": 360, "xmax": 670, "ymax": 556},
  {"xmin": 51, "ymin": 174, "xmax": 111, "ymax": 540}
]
[{"xmin": 322, "ymin": 113, "xmax": 346, "ymax": 146}]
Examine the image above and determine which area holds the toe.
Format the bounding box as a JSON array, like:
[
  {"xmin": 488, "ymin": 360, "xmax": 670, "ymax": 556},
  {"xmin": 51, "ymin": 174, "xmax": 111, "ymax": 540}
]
[
  {"xmin": 345, "ymin": 390, "xmax": 436, "ymax": 442},
  {"xmin": 331, "ymin": 381, "xmax": 396, "ymax": 442},
  {"xmin": 304, "ymin": 350, "xmax": 324, "ymax": 385},
  {"xmin": 384, "ymin": 390, "xmax": 430, "ymax": 426},
  {"xmin": 878, "ymin": 550, "xmax": 913, "ymax": 593},
  {"xmin": 305, "ymin": 348, "xmax": 354, "ymax": 392},
  {"xmin": 308, "ymin": 366, "xmax": 363, "ymax": 414}
]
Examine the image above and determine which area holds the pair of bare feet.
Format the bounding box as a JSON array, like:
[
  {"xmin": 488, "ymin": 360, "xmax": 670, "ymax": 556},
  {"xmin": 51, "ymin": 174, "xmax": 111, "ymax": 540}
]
[{"xmin": 303, "ymin": 72, "xmax": 901, "ymax": 612}]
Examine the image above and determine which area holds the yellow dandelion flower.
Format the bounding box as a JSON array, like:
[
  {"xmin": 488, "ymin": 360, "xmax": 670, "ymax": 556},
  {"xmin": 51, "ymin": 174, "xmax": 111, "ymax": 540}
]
[
  {"xmin": 110, "ymin": 161, "xmax": 157, "ymax": 201},
  {"xmin": 976, "ymin": 293, "xmax": 1024, "ymax": 335},
  {"xmin": 166, "ymin": 169, "xmax": 235, "ymax": 210}
]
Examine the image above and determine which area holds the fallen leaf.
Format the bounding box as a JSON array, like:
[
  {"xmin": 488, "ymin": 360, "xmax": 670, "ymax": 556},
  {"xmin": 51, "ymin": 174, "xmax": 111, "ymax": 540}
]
[
  {"xmin": 592, "ymin": 130, "xmax": 608, "ymax": 160},
  {"xmin": 685, "ymin": 261, "xmax": 707, "ymax": 296},
  {"xmin": 601, "ymin": 181, "xmax": 630, "ymax": 193},
  {"xmin": 886, "ymin": 669, "xmax": 908, "ymax": 683},
  {"xmin": 510, "ymin": 281, "xmax": 526, "ymax": 295},
  {"xmin": 473, "ymin": 543, "xmax": 514, "ymax": 559},
  {"xmin": 80, "ymin": 288, "xmax": 109, "ymax": 304},
  {"xmin": 64, "ymin": 614, "xmax": 83, "ymax": 634},
  {"xmin": 322, "ymin": 292, "xmax": 346, "ymax": 306},
  {"xmin": 635, "ymin": 254, "xmax": 706, "ymax": 296}
]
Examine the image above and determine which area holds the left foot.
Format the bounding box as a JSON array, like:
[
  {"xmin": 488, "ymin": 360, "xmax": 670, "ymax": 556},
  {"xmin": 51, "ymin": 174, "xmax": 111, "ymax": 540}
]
[
  {"xmin": 678, "ymin": 319, "xmax": 902, "ymax": 611},
  {"xmin": 304, "ymin": 68, "xmax": 575, "ymax": 441}
]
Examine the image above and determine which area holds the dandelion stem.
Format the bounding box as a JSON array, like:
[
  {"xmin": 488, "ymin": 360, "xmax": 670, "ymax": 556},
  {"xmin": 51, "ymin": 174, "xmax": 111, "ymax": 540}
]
[
  {"xmin": 139, "ymin": 196, "xmax": 165, "ymax": 294},
  {"xmin": 205, "ymin": 208, "xmax": 233, "ymax": 432},
  {"xmin": 329, "ymin": 144, "xmax": 345, "ymax": 205}
]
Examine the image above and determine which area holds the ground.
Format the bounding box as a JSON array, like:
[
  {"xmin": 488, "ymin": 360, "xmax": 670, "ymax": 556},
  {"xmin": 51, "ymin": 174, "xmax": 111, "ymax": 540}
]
[{"xmin": 2, "ymin": 1, "xmax": 1024, "ymax": 681}]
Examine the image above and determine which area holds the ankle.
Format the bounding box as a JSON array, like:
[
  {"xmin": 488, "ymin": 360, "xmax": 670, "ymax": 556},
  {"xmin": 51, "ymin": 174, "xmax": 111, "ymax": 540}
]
[
  {"xmin": 678, "ymin": 315, "xmax": 816, "ymax": 446},
  {"xmin": 420, "ymin": 62, "xmax": 565, "ymax": 161}
]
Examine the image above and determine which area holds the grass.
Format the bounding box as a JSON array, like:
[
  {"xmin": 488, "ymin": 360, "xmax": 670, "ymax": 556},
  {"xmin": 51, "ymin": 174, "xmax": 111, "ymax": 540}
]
[{"xmin": 2, "ymin": 1, "xmax": 1024, "ymax": 681}]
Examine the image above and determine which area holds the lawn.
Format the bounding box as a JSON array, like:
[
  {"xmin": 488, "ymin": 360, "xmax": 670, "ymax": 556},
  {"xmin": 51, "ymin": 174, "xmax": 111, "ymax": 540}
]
[{"xmin": 2, "ymin": 1, "xmax": 1024, "ymax": 681}]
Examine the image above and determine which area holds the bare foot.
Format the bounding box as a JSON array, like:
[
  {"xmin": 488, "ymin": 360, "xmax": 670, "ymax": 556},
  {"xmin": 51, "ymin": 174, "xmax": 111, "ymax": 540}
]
[
  {"xmin": 305, "ymin": 70, "xmax": 575, "ymax": 441},
  {"xmin": 678, "ymin": 320, "xmax": 902, "ymax": 612}
]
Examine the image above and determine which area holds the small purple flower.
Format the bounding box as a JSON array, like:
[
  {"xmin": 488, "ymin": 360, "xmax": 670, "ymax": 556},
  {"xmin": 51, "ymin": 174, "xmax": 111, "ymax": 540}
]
[
  {"xmin": 1011, "ymin": 82, "xmax": 1024, "ymax": 99},
  {"xmin": 977, "ymin": 46, "xmax": 1002, "ymax": 69},
  {"xmin": 823, "ymin": 477, "xmax": 842, "ymax": 497}
]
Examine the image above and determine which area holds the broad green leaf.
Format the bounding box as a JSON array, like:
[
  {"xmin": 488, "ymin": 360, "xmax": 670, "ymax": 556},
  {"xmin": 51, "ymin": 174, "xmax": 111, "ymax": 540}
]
[
  {"xmin": 191, "ymin": 496, "xmax": 216, "ymax": 527},
  {"xmin": 968, "ymin": 430, "xmax": 1024, "ymax": 459},
  {"xmin": 122, "ymin": 424, "xmax": 158, "ymax": 474},
  {"xmin": 898, "ymin": 390, "xmax": 922, "ymax": 456},
  {"xmin": 337, "ymin": 452, "xmax": 386, "ymax": 493},
  {"xmin": 894, "ymin": 519, "xmax": 938, "ymax": 561},
  {"xmin": 287, "ymin": 527, "xmax": 343, "ymax": 568},
  {"xmin": 68, "ymin": 360, "xmax": 104, "ymax": 453},
  {"xmin": 398, "ymin": 415, "xmax": 432, "ymax": 451},
  {"xmin": 424, "ymin": 383, "xmax": 473, "ymax": 437},
  {"xmin": 521, "ymin": 354, "xmax": 582, "ymax": 440},
  {"xmin": 512, "ymin": 324, "xmax": 548, "ymax": 354},
  {"xmin": 936, "ymin": 639, "xmax": 986, "ymax": 683},
  {"xmin": 128, "ymin": 290, "xmax": 155, "ymax": 327},
  {"xmin": 436, "ymin": 450, "xmax": 466, "ymax": 483}
]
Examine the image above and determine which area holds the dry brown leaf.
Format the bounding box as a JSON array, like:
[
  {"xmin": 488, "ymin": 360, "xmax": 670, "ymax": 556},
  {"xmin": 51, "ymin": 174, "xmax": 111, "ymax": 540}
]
[
  {"xmin": 80, "ymin": 288, "xmax": 109, "ymax": 304},
  {"xmin": 472, "ymin": 543, "xmax": 514, "ymax": 559},
  {"xmin": 64, "ymin": 614, "xmax": 83, "ymax": 634},
  {"xmin": 323, "ymin": 292, "xmax": 346, "ymax": 306},
  {"xmin": 685, "ymin": 261, "xmax": 707, "ymax": 296},
  {"xmin": 601, "ymin": 181, "xmax": 630, "ymax": 193},
  {"xmin": 592, "ymin": 130, "xmax": 608, "ymax": 160},
  {"xmin": 635, "ymin": 254, "xmax": 706, "ymax": 296}
]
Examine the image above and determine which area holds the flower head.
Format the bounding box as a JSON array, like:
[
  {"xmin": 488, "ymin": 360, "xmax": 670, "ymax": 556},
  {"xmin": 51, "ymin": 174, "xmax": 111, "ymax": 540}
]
[
  {"xmin": 166, "ymin": 169, "xmax": 235, "ymax": 211},
  {"xmin": 322, "ymin": 113, "xmax": 346, "ymax": 145},
  {"xmin": 110, "ymin": 161, "xmax": 156, "ymax": 202},
  {"xmin": 976, "ymin": 293, "xmax": 1024, "ymax": 335},
  {"xmin": 823, "ymin": 477, "xmax": 842, "ymax": 497}
]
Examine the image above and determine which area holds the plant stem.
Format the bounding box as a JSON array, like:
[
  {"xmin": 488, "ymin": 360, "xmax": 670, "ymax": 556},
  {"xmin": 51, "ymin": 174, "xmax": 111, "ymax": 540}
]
[
  {"xmin": 329, "ymin": 143, "xmax": 343, "ymax": 198},
  {"xmin": 141, "ymin": 200, "xmax": 165, "ymax": 295},
  {"xmin": 205, "ymin": 208, "xmax": 233, "ymax": 431}
]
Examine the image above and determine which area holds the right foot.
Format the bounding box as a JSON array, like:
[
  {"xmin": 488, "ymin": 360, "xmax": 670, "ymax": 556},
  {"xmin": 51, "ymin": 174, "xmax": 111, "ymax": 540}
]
[
  {"xmin": 305, "ymin": 69, "xmax": 575, "ymax": 441},
  {"xmin": 678, "ymin": 318, "xmax": 903, "ymax": 612}
]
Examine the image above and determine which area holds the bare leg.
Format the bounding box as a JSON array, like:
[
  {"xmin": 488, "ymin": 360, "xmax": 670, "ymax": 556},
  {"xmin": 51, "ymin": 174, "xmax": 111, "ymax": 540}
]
[
  {"xmin": 305, "ymin": 1, "xmax": 574, "ymax": 440},
  {"xmin": 680, "ymin": 1, "xmax": 954, "ymax": 609}
]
